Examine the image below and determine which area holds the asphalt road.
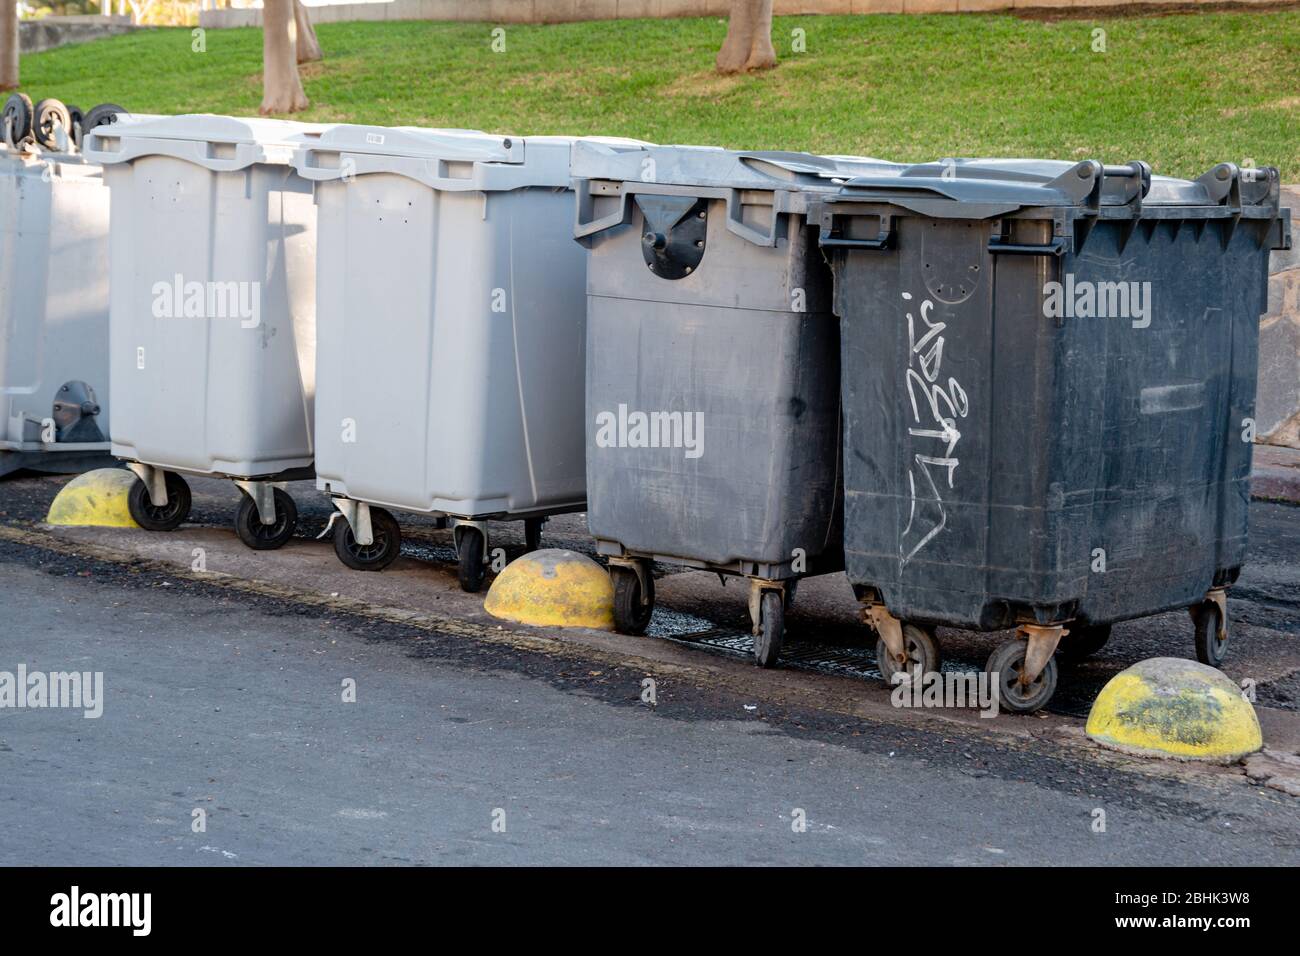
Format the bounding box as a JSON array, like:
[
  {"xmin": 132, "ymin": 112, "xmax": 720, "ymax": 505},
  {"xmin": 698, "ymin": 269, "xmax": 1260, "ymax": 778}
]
[{"xmin": 1, "ymin": 516, "xmax": 1297, "ymax": 865}]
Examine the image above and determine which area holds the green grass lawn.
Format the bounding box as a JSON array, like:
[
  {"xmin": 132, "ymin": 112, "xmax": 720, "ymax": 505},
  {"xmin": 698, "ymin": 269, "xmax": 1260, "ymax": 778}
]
[{"xmin": 20, "ymin": 11, "xmax": 1300, "ymax": 179}]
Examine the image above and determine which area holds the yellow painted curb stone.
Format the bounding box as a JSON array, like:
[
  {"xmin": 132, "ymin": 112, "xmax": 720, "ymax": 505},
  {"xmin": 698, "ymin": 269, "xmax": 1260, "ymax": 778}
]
[
  {"xmin": 1085, "ymin": 657, "xmax": 1262, "ymax": 763},
  {"xmin": 46, "ymin": 468, "xmax": 140, "ymax": 529},
  {"xmin": 484, "ymin": 548, "xmax": 615, "ymax": 630}
]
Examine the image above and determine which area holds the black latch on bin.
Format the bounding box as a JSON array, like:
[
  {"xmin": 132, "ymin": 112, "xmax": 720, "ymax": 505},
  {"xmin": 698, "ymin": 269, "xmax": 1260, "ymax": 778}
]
[
  {"xmin": 52, "ymin": 380, "xmax": 105, "ymax": 443},
  {"xmin": 636, "ymin": 195, "xmax": 707, "ymax": 279}
]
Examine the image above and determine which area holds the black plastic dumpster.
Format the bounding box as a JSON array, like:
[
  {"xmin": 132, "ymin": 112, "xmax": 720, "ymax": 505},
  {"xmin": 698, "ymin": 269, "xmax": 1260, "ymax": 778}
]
[
  {"xmin": 573, "ymin": 143, "xmax": 902, "ymax": 667},
  {"xmin": 812, "ymin": 158, "xmax": 1291, "ymax": 712}
]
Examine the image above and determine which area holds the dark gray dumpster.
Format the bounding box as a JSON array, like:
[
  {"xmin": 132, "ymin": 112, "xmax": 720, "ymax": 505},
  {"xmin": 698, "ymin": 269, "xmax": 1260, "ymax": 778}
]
[
  {"xmin": 812, "ymin": 158, "xmax": 1291, "ymax": 711},
  {"xmin": 573, "ymin": 142, "xmax": 901, "ymax": 666}
]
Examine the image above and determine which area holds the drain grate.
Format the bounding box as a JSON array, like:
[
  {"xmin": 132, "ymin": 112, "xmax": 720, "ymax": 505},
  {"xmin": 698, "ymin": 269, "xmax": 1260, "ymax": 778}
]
[
  {"xmin": 651, "ymin": 611, "xmax": 885, "ymax": 682},
  {"xmin": 648, "ymin": 611, "xmax": 1011, "ymax": 688}
]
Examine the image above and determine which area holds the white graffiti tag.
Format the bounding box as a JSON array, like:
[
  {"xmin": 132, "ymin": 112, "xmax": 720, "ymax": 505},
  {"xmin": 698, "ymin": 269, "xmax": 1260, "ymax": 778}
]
[{"xmin": 900, "ymin": 293, "xmax": 969, "ymax": 565}]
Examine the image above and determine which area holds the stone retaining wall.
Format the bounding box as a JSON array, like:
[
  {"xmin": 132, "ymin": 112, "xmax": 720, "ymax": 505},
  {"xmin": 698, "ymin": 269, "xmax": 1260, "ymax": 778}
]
[{"xmin": 19, "ymin": 15, "xmax": 137, "ymax": 55}]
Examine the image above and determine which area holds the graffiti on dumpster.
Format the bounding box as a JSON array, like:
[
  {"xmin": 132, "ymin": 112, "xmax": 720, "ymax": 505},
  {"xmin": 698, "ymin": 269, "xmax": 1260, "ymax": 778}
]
[{"xmin": 900, "ymin": 292, "xmax": 969, "ymax": 566}]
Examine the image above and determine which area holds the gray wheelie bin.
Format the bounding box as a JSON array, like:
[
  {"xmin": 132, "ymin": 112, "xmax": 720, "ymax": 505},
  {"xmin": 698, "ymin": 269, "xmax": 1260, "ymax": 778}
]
[
  {"xmin": 0, "ymin": 145, "xmax": 113, "ymax": 478},
  {"xmin": 573, "ymin": 142, "xmax": 902, "ymax": 666},
  {"xmin": 810, "ymin": 158, "xmax": 1291, "ymax": 711},
  {"xmin": 83, "ymin": 115, "xmax": 323, "ymax": 549},
  {"xmin": 292, "ymin": 126, "xmax": 644, "ymax": 591}
]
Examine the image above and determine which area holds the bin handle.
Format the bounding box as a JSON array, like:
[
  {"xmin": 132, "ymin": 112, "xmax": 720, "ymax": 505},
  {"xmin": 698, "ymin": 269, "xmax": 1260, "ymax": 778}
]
[
  {"xmin": 817, "ymin": 212, "xmax": 893, "ymax": 250},
  {"xmin": 725, "ymin": 188, "xmax": 781, "ymax": 247},
  {"xmin": 293, "ymin": 147, "xmax": 493, "ymax": 192},
  {"xmin": 819, "ymin": 230, "xmax": 892, "ymax": 250},
  {"xmin": 987, "ymin": 236, "xmax": 1069, "ymax": 256},
  {"xmin": 573, "ymin": 178, "xmax": 633, "ymax": 240},
  {"xmin": 84, "ymin": 132, "xmax": 267, "ymax": 172}
]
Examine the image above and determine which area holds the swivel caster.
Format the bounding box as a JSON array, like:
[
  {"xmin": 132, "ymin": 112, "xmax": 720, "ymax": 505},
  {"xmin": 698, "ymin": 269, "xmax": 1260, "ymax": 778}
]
[
  {"xmin": 234, "ymin": 487, "xmax": 297, "ymax": 551},
  {"xmin": 127, "ymin": 470, "xmax": 191, "ymax": 532},
  {"xmin": 457, "ymin": 525, "xmax": 487, "ymax": 593},
  {"xmin": 334, "ymin": 506, "xmax": 401, "ymax": 571},
  {"xmin": 986, "ymin": 625, "xmax": 1064, "ymax": 714},
  {"xmin": 1191, "ymin": 592, "xmax": 1229, "ymax": 667},
  {"xmin": 611, "ymin": 562, "xmax": 654, "ymax": 635},
  {"xmin": 752, "ymin": 590, "xmax": 784, "ymax": 669}
]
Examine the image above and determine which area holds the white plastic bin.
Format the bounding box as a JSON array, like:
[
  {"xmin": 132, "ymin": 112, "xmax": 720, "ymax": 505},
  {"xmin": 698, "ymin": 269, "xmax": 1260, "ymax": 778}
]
[
  {"xmin": 0, "ymin": 146, "xmax": 112, "ymax": 477},
  {"xmin": 84, "ymin": 115, "xmax": 324, "ymax": 549},
  {"xmin": 293, "ymin": 126, "xmax": 642, "ymax": 590}
]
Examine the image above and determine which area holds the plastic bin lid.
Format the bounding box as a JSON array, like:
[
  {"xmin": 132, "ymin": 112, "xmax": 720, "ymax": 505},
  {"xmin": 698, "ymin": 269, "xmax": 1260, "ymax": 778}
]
[
  {"xmin": 831, "ymin": 157, "xmax": 1281, "ymax": 217},
  {"xmin": 291, "ymin": 125, "xmax": 649, "ymax": 191},
  {"xmin": 98, "ymin": 113, "xmax": 327, "ymax": 146},
  {"xmin": 303, "ymin": 124, "xmax": 525, "ymax": 165},
  {"xmin": 570, "ymin": 140, "xmax": 905, "ymax": 193},
  {"xmin": 83, "ymin": 113, "xmax": 328, "ymax": 169}
]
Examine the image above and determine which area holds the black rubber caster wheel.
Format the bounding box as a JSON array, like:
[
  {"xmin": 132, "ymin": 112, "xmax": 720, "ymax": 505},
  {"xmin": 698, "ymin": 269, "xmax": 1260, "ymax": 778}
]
[
  {"xmin": 875, "ymin": 622, "xmax": 940, "ymax": 687},
  {"xmin": 1192, "ymin": 601, "xmax": 1229, "ymax": 667},
  {"xmin": 33, "ymin": 98, "xmax": 71, "ymax": 151},
  {"xmin": 524, "ymin": 517, "xmax": 544, "ymax": 553},
  {"xmin": 753, "ymin": 590, "xmax": 784, "ymax": 669},
  {"xmin": 1057, "ymin": 623, "xmax": 1112, "ymax": 662},
  {"xmin": 234, "ymin": 488, "xmax": 297, "ymax": 551},
  {"xmin": 3, "ymin": 93, "xmax": 33, "ymax": 147},
  {"xmin": 783, "ymin": 578, "xmax": 799, "ymax": 612},
  {"xmin": 611, "ymin": 564, "xmax": 654, "ymax": 635},
  {"xmin": 457, "ymin": 526, "xmax": 487, "ymax": 593},
  {"xmin": 986, "ymin": 639, "xmax": 1058, "ymax": 714},
  {"xmin": 127, "ymin": 472, "xmax": 191, "ymax": 532},
  {"xmin": 333, "ymin": 506, "xmax": 400, "ymax": 572},
  {"xmin": 80, "ymin": 103, "xmax": 126, "ymax": 142}
]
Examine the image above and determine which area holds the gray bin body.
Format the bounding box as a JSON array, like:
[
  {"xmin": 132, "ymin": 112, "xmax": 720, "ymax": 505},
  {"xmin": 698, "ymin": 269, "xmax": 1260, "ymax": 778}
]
[
  {"xmin": 85, "ymin": 115, "xmax": 321, "ymax": 480},
  {"xmin": 814, "ymin": 159, "xmax": 1291, "ymax": 630},
  {"xmin": 297, "ymin": 128, "xmax": 606, "ymax": 520},
  {"xmin": 575, "ymin": 146, "xmax": 900, "ymax": 577},
  {"xmin": 0, "ymin": 148, "xmax": 112, "ymax": 477}
]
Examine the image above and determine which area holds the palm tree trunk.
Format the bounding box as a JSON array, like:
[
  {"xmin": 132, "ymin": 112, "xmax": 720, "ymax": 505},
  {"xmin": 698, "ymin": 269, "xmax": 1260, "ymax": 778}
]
[
  {"xmin": 294, "ymin": 0, "xmax": 321, "ymax": 65},
  {"xmin": 716, "ymin": 0, "xmax": 776, "ymax": 75},
  {"xmin": 260, "ymin": 0, "xmax": 309, "ymax": 114},
  {"xmin": 0, "ymin": 0, "xmax": 19, "ymax": 92}
]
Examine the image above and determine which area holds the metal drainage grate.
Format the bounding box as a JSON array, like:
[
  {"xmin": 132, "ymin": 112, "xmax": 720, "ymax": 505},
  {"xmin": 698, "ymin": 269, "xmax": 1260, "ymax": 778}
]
[{"xmin": 647, "ymin": 608, "xmax": 885, "ymax": 681}]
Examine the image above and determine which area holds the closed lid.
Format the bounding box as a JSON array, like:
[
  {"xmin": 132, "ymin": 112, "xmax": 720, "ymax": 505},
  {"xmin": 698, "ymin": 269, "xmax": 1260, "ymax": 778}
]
[
  {"xmin": 836, "ymin": 157, "xmax": 1280, "ymax": 210},
  {"xmin": 102, "ymin": 113, "xmax": 328, "ymax": 148},
  {"xmin": 83, "ymin": 113, "xmax": 328, "ymax": 170},
  {"xmin": 303, "ymin": 125, "xmax": 648, "ymax": 164},
  {"xmin": 292, "ymin": 125, "xmax": 649, "ymax": 190},
  {"xmin": 570, "ymin": 140, "xmax": 904, "ymax": 192},
  {"xmin": 304, "ymin": 124, "xmax": 524, "ymax": 164}
]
